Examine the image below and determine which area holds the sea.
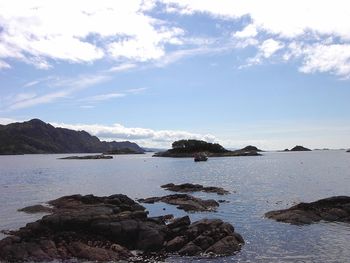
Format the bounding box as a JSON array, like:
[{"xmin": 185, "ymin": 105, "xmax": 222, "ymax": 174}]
[{"xmin": 0, "ymin": 151, "xmax": 349, "ymax": 262}]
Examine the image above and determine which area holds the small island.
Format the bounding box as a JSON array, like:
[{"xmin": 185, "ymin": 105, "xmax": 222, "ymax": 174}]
[
  {"xmin": 59, "ymin": 154, "xmax": 113, "ymax": 160},
  {"xmin": 153, "ymin": 140, "xmax": 261, "ymax": 158},
  {"xmin": 284, "ymin": 145, "xmax": 311, "ymax": 152},
  {"xmin": 346, "ymin": 149, "xmax": 350, "ymax": 153}
]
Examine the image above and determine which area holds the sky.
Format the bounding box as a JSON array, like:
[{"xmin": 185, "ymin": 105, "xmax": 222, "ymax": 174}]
[{"xmin": 0, "ymin": 0, "xmax": 350, "ymax": 150}]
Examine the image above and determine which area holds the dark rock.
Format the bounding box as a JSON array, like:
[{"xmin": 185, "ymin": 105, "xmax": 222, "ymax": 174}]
[
  {"xmin": 161, "ymin": 183, "xmax": 229, "ymax": 195},
  {"xmin": 205, "ymin": 236, "xmax": 242, "ymax": 255},
  {"xmin": 139, "ymin": 194, "xmax": 219, "ymax": 212},
  {"xmin": 265, "ymin": 196, "xmax": 350, "ymax": 225},
  {"xmin": 178, "ymin": 241, "xmax": 202, "ymax": 256},
  {"xmin": 18, "ymin": 205, "xmax": 53, "ymax": 214},
  {"xmin": 290, "ymin": 145, "xmax": 311, "ymax": 151},
  {"xmin": 0, "ymin": 194, "xmax": 243, "ymax": 262},
  {"xmin": 240, "ymin": 145, "xmax": 262, "ymax": 152},
  {"xmin": 59, "ymin": 154, "xmax": 113, "ymax": 160}
]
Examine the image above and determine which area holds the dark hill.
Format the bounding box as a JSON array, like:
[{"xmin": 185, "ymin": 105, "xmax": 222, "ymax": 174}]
[
  {"xmin": 0, "ymin": 119, "xmax": 144, "ymax": 155},
  {"xmin": 290, "ymin": 145, "xmax": 311, "ymax": 151}
]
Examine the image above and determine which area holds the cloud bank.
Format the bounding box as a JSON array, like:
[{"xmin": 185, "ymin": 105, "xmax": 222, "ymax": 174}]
[
  {"xmin": 53, "ymin": 122, "xmax": 216, "ymax": 147},
  {"xmin": 1, "ymin": 0, "xmax": 350, "ymax": 77}
]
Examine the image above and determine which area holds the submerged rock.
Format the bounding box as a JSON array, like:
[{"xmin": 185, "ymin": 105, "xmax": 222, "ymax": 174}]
[
  {"xmin": 59, "ymin": 154, "xmax": 113, "ymax": 160},
  {"xmin": 0, "ymin": 194, "xmax": 244, "ymax": 262},
  {"xmin": 161, "ymin": 183, "xmax": 230, "ymax": 195},
  {"xmin": 265, "ymin": 196, "xmax": 350, "ymax": 225},
  {"xmin": 138, "ymin": 194, "xmax": 219, "ymax": 212}
]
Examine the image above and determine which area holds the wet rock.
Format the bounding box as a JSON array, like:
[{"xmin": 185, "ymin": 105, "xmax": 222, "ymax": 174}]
[
  {"xmin": 265, "ymin": 196, "xmax": 350, "ymax": 225},
  {"xmin": 178, "ymin": 241, "xmax": 202, "ymax": 256},
  {"xmin": 138, "ymin": 194, "xmax": 219, "ymax": 212},
  {"xmin": 0, "ymin": 194, "xmax": 244, "ymax": 262},
  {"xmin": 161, "ymin": 183, "xmax": 230, "ymax": 195},
  {"xmin": 18, "ymin": 204, "xmax": 53, "ymax": 214}
]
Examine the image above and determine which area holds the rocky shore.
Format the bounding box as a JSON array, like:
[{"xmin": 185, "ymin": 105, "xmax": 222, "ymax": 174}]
[
  {"xmin": 0, "ymin": 194, "xmax": 244, "ymax": 262},
  {"xmin": 265, "ymin": 196, "xmax": 350, "ymax": 225}
]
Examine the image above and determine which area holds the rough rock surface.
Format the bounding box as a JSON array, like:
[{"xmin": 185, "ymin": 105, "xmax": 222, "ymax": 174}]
[
  {"xmin": 0, "ymin": 194, "xmax": 244, "ymax": 262},
  {"xmin": 138, "ymin": 194, "xmax": 219, "ymax": 212},
  {"xmin": 265, "ymin": 196, "xmax": 350, "ymax": 225},
  {"xmin": 161, "ymin": 183, "xmax": 229, "ymax": 195}
]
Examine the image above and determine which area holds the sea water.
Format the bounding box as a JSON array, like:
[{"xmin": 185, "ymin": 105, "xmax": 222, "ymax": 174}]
[{"xmin": 0, "ymin": 151, "xmax": 349, "ymax": 262}]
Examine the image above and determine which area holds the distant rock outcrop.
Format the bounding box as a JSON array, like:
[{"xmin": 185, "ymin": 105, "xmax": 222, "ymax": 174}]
[
  {"xmin": 239, "ymin": 145, "xmax": 262, "ymax": 152},
  {"xmin": 0, "ymin": 194, "xmax": 244, "ymax": 261},
  {"xmin": 153, "ymin": 140, "xmax": 261, "ymax": 157},
  {"xmin": 346, "ymin": 149, "xmax": 350, "ymax": 152},
  {"xmin": 289, "ymin": 145, "xmax": 311, "ymax": 151},
  {"xmin": 0, "ymin": 119, "xmax": 144, "ymax": 155},
  {"xmin": 59, "ymin": 155, "xmax": 113, "ymax": 160},
  {"xmin": 265, "ymin": 196, "xmax": 350, "ymax": 225}
]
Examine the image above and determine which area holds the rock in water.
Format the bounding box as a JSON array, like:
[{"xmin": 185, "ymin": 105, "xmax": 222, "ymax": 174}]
[
  {"xmin": 138, "ymin": 194, "xmax": 219, "ymax": 212},
  {"xmin": 0, "ymin": 194, "xmax": 244, "ymax": 262},
  {"xmin": 265, "ymin": 196, "xmax": 350, "ymax": 225},
  {"xmin": 161, "ymin": 183, "xmax": 230, "ymax": 195}
]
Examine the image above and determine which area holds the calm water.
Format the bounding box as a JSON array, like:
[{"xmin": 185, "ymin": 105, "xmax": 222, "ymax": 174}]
[{"xmin": 0, "ymin": 151, "xmax": 350, "ymax": 262}]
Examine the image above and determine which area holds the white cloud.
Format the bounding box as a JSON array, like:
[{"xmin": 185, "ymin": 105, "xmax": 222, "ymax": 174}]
[
  {"xmin": 160, "ymin": 0, "xmax": 350, "ymax": 77},
  {"xmin": 233, "ymin": 24, "xmax": 258, "ymax": 38},
  {"xmin": 299, "ymin": 44, "xmax": 350, "ymax": 77},
  {"xmin": 7, "ymin": 91, "xmax": 69, "ymax": 110},
  {"xmin": 0, "ymin": 0, "xmax": 183, "ymax": 68},
  {"xmin": 52, "ymin": 121, "xmax": 216, "ymax": 147},
  {"xmin": 0, "ymin": 60, "xmax": 11, "ymax": 69},
  {"xmin": 80, "ymin": 93, "xmax": 126, "ymax": 103},
  {"xmin": 259, "ymin": 39, "xmax": 284, "ymax": 58},
  {"xmin": 108, "ymin": 63, "xmax": 137, "ymax": 73}
]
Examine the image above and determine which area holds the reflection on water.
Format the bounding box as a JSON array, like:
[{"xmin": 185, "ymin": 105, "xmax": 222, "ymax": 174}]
[{"xmin": 0, "ymin": 151, "xmax": 349, "ymax": 262}]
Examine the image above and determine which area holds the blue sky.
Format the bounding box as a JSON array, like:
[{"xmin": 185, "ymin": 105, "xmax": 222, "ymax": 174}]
[{"xmin": 0, "ymin": 0, "xmax": 350, "ymax": 149}]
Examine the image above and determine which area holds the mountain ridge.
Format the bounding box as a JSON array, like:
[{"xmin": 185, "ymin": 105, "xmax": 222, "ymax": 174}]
[{"xmin": 0, "ymin": 119, "xmax": 144, "ymax": 155}]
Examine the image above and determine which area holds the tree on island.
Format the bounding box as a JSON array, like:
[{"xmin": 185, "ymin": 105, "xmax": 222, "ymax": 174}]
[{"xmin": 171, "ymin": 139, "xmax": 228, "ymax": 153}]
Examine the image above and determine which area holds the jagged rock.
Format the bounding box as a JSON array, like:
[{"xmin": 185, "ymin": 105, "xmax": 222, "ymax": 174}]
[
  {"xmin": 265, "ymin": 196, "xmax": 350, "ymax": 225},
  {"xmin": 0, "ymin": 194, "xmax": 243, "ymax": 262},
  {"xmin": 161, "ymin": 183, "xmax": 229, "ymax": 195},
  {"xmin": 138, "ymin": 194, "xmax": 219, "ymax": 212}
]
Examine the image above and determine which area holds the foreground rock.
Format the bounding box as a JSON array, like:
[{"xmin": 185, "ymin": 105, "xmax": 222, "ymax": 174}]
[
  {"xmin": 0, "ymin": 194, "xmax": 243, "ymax": 262},
  {"xmin": 161, "ymin": 183, "xmax": 229, "ymax": 195},
  {"xmin": 139, "ymin": 194, "xmax": 219, "ymax": 212},
  {"xmin": 59, "ymin": 154, "xmax": 113, "ymax": 160},
  {"xmin": 265, "ymin": 196, "xmax": 350, "ymax": 225}
]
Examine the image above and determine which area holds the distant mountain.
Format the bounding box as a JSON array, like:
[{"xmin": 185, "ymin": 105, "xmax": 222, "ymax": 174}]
[{"xmin": 0, "ymin": 119, "xmax": 145, "ymax": 155}]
